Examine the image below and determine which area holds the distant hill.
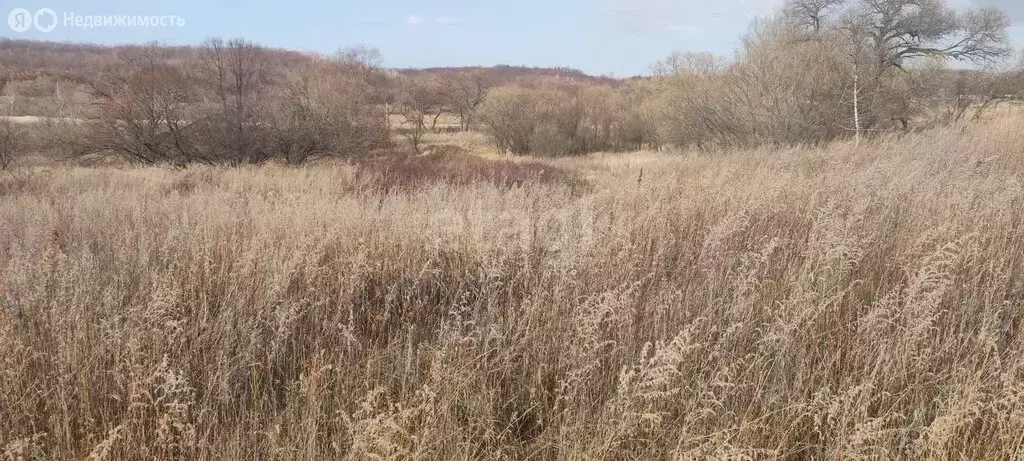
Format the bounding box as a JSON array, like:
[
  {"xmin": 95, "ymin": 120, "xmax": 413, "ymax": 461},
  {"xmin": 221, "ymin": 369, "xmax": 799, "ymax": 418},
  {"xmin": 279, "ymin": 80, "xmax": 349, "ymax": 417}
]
[
  {"xmin": 0, "ymin": 38, "xmax": 311, "ymax": 82},
  {"xmin": 0, "ymin": 38, "xmax": 624, "ymax": 91},
  {"xmin": 398, "ymin": 65, "xmax": 623, "ymax": 87},
  {"xmin": 0, "ymin": 38, "xmax": 628, "ymax": 117}
]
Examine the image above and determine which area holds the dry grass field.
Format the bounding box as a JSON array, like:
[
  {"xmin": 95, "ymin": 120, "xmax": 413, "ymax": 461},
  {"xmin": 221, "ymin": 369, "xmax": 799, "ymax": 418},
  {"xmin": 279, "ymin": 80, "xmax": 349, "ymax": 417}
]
[{"xmin": 2, "ymin": 118, "xmax": 1024, "ymax": 459}]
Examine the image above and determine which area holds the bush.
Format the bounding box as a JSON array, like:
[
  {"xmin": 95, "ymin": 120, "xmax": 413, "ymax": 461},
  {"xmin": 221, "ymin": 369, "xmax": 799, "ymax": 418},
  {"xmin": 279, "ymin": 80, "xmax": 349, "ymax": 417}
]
[
  {"xmin": 478, "ymin": 85, "xmax": 656, "ymax": 156},
  {"xmin": 477, "ymin": 86, "xmax": 540, "ymax": 155},
  {"xmin": 652, "ymin": 20, "xmax": 851, "ymax": 150},
  {"xmin": 268, "ymin": 70, "xmax": 391, "ymax": 163},
  {"xmin": 77, "ymin": 40, "xmax": 391, "ymax": 166}
]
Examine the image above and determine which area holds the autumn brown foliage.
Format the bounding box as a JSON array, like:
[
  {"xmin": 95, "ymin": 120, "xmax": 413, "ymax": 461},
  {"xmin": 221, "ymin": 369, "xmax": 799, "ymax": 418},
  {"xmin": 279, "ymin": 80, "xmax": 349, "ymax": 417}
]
[
  {"xmin": 355, "ymin": 151, "xmax": 587, "ymax": 194},
  {"xmin": 71, "ymin": 40, "xmax": 390, "ymax": 165},
  {"xmin": 4, "ymin": 119, "xmax": 1024, "ymax": 458}
]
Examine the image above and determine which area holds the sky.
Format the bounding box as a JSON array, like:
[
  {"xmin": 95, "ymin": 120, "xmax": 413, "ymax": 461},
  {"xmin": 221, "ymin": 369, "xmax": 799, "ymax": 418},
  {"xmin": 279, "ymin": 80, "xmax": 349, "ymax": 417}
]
[{"xmin": 1, "ymin": 0, "xmax": 1022, "ymax": 77}]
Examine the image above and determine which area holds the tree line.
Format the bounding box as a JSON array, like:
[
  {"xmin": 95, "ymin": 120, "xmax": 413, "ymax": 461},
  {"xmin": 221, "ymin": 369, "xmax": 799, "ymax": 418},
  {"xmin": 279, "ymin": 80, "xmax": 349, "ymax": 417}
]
[
  {"xmin": 1, "ymin": 0, "xmax": 1022, "ymax": 167},
  {"xmin": 475, "ymin": 0, "xmax": 1020, "ymax": 154}
]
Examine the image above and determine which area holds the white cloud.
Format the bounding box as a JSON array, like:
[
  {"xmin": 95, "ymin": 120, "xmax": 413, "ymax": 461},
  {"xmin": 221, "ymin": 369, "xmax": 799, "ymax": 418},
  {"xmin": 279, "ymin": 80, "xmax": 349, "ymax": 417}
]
[{"xmin": 405, "ymin": 16, "xmax": 425, "ymax": 26}]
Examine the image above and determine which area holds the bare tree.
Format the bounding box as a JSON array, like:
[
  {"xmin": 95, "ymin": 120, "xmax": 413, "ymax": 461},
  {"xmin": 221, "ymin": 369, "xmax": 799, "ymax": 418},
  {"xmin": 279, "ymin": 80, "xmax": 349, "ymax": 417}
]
[
  {"xmin": 447, "ymin": 71, "xmax": 491, "ymax": 131},
  {"xmin": 1004, "ymin": 50, "xmax": 1024, "ymax": 99},
  {"xmin": 787, "ymin": 0, "xmax": 1011, "ymax": 74},
  {"xmin": 78, "ymin": 39, "xmax": 394, "ymax": 166},
  {"xmin": 335, "ymin": 45, "xmax": 383, "ymax": 79},
  {"xmin": 81, "ymin": 45, "xmax": 202, "ymax": 165},
  {"xmin": 335, "ymin": 44, "xmax": 394, "ymax": 121},
  {"xmin": 783, "ymin": 0, "xmax": 1011, "ymax": 135},
  {"xmin": 0, "ymin": 75, "xmax": 15, "ymax": 169},
  {"xmin": 0, "ymin": 119, "xmax": 17, "ymax": 170},
  {"xmin": 195, "ymin": 38, "xmax": 272, "ymax": 164},
  {"xmin": 269, "ymin": 60, "xmax": 390, "ymax": 163},
  {"xmin": 617, "ymin": 80, "xmax": 661, "ymax": 150},
  {"xmin": 649, "ymin": 51, "xmax": 726, "ymax": 77},
  {"xmin": 786, "ymin": 0, "xmax": 843, "ymax": 32},
  {"xmin": 479, "ymin": 85, "xmax": 641, "ymax": 156},
  {"xmin": 396, "ymin": 76, "xmax": 446, "ymax": 153},
  {"xmin": 478, "ymin": 86, "xmax": 540, "ymax": 155}
]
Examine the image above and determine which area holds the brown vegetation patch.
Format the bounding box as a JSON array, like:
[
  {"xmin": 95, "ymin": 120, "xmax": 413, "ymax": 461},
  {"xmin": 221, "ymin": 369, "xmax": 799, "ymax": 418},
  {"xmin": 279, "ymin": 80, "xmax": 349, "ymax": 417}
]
[
  {"xmin": 355, "ymin": 152, "xmax": 589, "ymax": 194},
  {"xmin": 5, "ymin": 121, "xmax": 1024, "ymax": 458}
]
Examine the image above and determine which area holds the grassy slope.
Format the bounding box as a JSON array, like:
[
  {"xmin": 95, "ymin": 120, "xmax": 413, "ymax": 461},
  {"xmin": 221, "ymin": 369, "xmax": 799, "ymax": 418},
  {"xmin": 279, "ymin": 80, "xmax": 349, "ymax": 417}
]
[{"xmin": 2, "ymin": 119, "xmax": 1024, "ymax": 459}]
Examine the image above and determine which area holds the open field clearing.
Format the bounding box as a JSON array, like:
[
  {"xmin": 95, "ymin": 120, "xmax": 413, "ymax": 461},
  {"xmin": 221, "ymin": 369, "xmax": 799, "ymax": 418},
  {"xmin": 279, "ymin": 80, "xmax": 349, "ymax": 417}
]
[
  {"xmin": 4, "ymin": 0, "xmax": 1024, "ymax": 458},
  {"xmin": 3, "ymin": 119, "xmax": 1024, "ymax": 459}
]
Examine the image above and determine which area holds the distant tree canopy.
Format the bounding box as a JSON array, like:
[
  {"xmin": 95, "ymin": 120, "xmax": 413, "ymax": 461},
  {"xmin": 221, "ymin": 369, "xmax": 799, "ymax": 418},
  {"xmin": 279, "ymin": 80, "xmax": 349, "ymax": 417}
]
[
  {"xmin": 786, "ymin": 0, "xmax": 1011, "ymax": 69},
  {"xmin": 637, "ymin": 0, "xmax": 1013, "ymax": 150},
  {"xmin": 0, "ymin": 0, "xmax": 1020, "ymax": 161},
  {"xmin": 75, "ymin": 40, "xmax": 390, "ymax": 165},
  {"xmin": 649, "ymin": 51, "xmax": 726, "ymax": 78}
]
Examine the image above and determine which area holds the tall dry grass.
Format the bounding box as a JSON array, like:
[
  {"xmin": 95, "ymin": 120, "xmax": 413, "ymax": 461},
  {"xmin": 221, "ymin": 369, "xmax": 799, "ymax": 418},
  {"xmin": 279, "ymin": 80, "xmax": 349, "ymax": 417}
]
[{"xmin": 2, "ymin": 120, "xmax": 1024, "ymax": 459}]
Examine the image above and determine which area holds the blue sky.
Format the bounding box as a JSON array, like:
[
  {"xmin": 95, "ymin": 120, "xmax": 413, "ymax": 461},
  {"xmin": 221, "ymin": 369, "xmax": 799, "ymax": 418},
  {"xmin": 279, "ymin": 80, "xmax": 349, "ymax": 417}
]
[{"xmin": 1, "ymin": 0, "xmax": 1022, "ymax": 76}]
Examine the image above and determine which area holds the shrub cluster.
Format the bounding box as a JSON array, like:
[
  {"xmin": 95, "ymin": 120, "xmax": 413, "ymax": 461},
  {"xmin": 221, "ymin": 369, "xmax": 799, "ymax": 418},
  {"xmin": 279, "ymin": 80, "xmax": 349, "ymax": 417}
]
[
  {"xmin": 75, "ymin": 40, "xmax": 390, "ymax": 165},
  {"xmin": 477, "ymin": 85, "xmax": 656, "ymax": 156},
  {"xmin": 476, "ymin": 2, "xmax": 1017, "ymax": 155}
]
